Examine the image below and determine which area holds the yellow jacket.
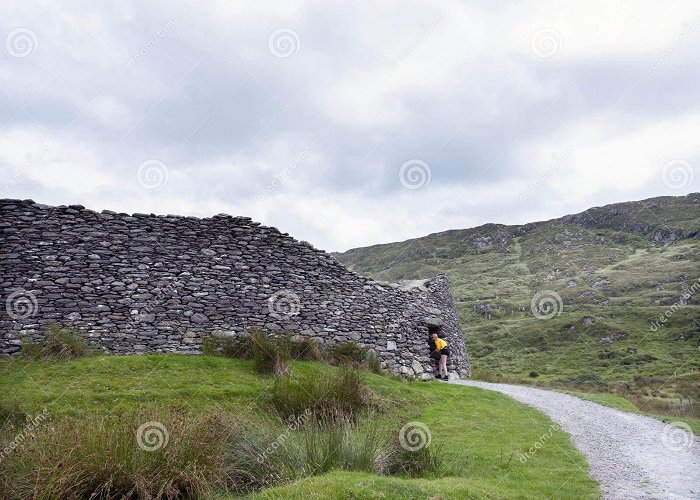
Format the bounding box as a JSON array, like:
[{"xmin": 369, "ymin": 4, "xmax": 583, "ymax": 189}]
[{"xmin": 434, "ymin": 338, "xmax": 448, "ymax": 351}]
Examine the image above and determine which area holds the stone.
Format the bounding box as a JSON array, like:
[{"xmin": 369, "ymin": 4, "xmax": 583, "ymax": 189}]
[
  {"xmin": 411, "ymin": 359, "xmax": 424, "ymax": 374},
  {"xmin": 0, "ymin": 199, "xmax": 469, "ymax": 377},
  {"xmin": 423, "ymin": 316, "xmax": 443, "ymax": 327}
]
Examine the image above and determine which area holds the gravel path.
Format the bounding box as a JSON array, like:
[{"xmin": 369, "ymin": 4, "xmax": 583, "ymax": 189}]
[{"xmin": 451, "ymin": 380, "xmax": 700, "ymax": 499}]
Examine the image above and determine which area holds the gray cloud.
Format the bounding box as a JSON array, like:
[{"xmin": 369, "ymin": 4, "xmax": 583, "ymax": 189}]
[{"xmin": 1, "ymin": 1, "xmax": 699, "ymax": 250}]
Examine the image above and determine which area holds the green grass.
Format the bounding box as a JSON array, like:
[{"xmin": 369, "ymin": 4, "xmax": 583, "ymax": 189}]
[
  {"xmin": 0, "ymin": 355, "xmax": 265, "ymax": 417},
  {"xmin": 563, "ymin": 390, "xmax": 700, "ymax": 434},
  {"xmin": 564, "ymin": 391, "xmax": 640, "ymax": 412},
  {"xmin": 237, "ymin": 471, "xmax": 511, "ymax": 499},
  {"xmin": 0, "ymin": 355, "xmax": 600, "ymax": 499}
]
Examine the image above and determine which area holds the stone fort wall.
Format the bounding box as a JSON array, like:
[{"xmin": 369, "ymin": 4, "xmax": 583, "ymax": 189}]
[{"xmin": 0, "ymin": 199, "xmax": 469, "ymax": 379}]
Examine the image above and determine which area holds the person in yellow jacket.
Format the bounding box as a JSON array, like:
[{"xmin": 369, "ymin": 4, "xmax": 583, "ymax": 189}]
[{"xmin": 431, "ymin": 333, "xmax": 450, "ymax": 380}]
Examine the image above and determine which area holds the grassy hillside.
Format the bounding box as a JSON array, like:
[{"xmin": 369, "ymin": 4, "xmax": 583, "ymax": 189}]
[
  {"xmin": 335, "ymin": 193, "xmax": 700, "ymax": 417},
  {"xmin": 0, "ymin": 355, "xmax": 598, "ymax": 499}
]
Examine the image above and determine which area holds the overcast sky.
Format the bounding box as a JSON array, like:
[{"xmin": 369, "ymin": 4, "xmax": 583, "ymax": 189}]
[{"xmin": 1, "ymin": 1, "xmax": 699, "ymax": 251}]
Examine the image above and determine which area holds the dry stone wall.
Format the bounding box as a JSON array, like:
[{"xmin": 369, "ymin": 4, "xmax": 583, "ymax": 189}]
[{"xmin": 0, "ymin": 199, "xmax": 469, "ymax": 379}]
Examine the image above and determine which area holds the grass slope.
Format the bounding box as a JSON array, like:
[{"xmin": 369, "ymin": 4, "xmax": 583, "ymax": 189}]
[
  {"xmin": 334, "ymin": 194, "xmax": 700, "ymax": 417},
  {"xmin": 0, "ymin": 355, "xmax": 599, "ymax": 499}
]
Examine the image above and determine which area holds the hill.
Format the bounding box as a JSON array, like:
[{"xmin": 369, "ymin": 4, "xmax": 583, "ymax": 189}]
[{"xmin": 334, "ymin": 193, "xmax": 700, "ymax": 415}]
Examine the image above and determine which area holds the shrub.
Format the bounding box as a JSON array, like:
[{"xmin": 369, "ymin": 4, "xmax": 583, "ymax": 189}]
[
  {"xmin": 223, "ymin": 417, "xmax": 301, "ymax": 491},
  {"xmin": 19, "ymin": 336, "xmax": 44, "ymax": 359},
  {"xmin": 201, "ymin": 334, "xmax": 219, "ymax": 356},
  {"xmin": 326, "ymin": 342, "xmax": 369, "ymax": 367},
  {"xmin": 268, "ymin": 369, "xmax": 375, "ymax": 422},
  {"xmin": 296, "ymin": 413, "xmax": 389, "ymax": 475},
  {"xmin": 224, "ymin": 413, "xmax": 391, "ymax": 491},
  {"xmin": 562, "ymin": 373, "xmax": 608, "ymax": 388},
  {"xmin": 222, "ymin": 334, "xmax": 254, "ymax": 359},
  {"xmin": 386, "ymin": 435, "xmax": 442, "ymax": 477},
  {"xmin": 45, "ymin": 324, "xmax": 89, "ymax": 359},
  {"xmin": 280, "ymin": 335, "xmax": 323, "ymax": 361},
  {"xmin": 200, "ymin": 333, "xmax": 253, "ymax": 359},
  {"xmin": 251, "ymin": 329, "xmax": 289, "ymax": 375},
  {"xmin": 528, "ymin": 371, "xmax": 539, "ymax": 378},
  {"xmin": 202, "ymin": 330, "xmax": 324, "ymax": 365},
  {"xmin": 0, "ymin": 410, "xmax": 231, "ymax": 499},
  {"xmin": 365, "ymin": 352, "xmax": 382, "ymax": 374},
  {"xmin": 16, "ymin": 325, "xmax": 90, "ymax": 360}
]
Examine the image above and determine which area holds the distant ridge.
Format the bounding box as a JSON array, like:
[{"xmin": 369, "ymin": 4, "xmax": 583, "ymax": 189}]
[{"xmin": 334, "ymin": 193, "xmax": 700, "ymax": 385}]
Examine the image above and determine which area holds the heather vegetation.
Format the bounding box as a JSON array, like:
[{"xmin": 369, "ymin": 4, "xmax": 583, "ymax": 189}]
[{"xmin": 336, "ymin": 194, "xmax": 700, "ymax": 421}]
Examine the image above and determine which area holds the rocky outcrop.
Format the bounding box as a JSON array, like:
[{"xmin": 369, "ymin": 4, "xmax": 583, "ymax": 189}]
[{"xmin": 0, "ymin": 199, "xmax": 469, "ymax": 379}]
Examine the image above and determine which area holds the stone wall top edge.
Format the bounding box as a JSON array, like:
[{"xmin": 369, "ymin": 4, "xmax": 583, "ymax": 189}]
[{"xmin": 1, "ymin": 198, "xmax": 447, "ymax": 295}]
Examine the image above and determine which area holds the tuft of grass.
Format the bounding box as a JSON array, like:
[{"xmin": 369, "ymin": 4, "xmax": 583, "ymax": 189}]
[
  {"xmin": 386, "ymin": 436, "xmax": 442, "ymax": 477},
  {"xmin": 326, "ymin": 342, "xmax": 369, "ymax": 367},
  {"xmin": 365, "ymin": 352, "xmax": 383, "ymax": 374},
  {"xmin": 17, "ymin": 324, "xmax": 90, "ymax": 360},
  {"xmin": 296, "ymin": 414, "xmax": 391, "ymax": 476},
  {"xmin": 221, "ymin": 334, "xmax": 254, "ymax": 359},
  {"xmin": 279, "ymin": 335, "xmax": 323, "ymax": 361},
  {"xmin": 251, "ymin": 329, "xmax": 290, "ymax": 376},
  {"xmin": 45, "ymin": 324, "xmax": 89, "ymax": 359},
  {"xmin": 19, "ymin": 336, "xmax": 44, "ymax": 359},
  {"xmin": 0, "ymin": 410, "xmax": 231, "ymax": 499},
  {"xmin": 306, "ymin": 341, "xmax": 387, "ymax": 375},
  {"xmin": 267, "ymin": 369, "xmax": 375, "ymax": 422},
  {"xmin": 201, "ymin": 331, "xmax": 382, "ymax": 376},
  {"xmin": 201, "ymin": 333, "xmax": 254, "ymax": 359},
  {"xmin": 201, "ymin": 334, "xmax": 219, "ymax": 356},
  {"xmin": 225, "ymin": 413, "xmax": 393, "ymax": 492}
]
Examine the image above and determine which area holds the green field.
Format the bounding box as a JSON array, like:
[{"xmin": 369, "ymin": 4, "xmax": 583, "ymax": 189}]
[
  {"xmin": 335, "ymin": 194, "xmax": 700, "ymax": 419},
  {"xmin": 0, "ymin": 355, "xmax": 599, "ymax": 499}
]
